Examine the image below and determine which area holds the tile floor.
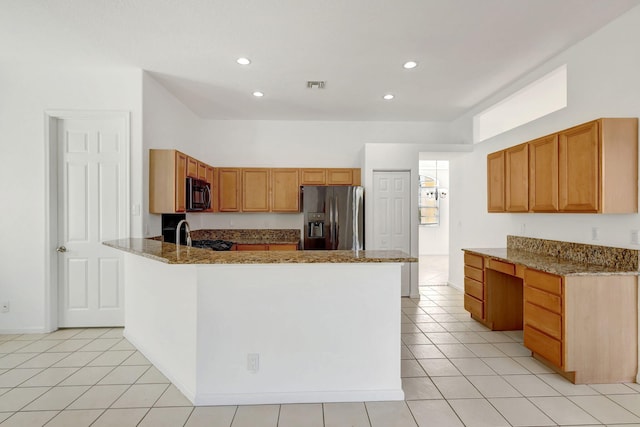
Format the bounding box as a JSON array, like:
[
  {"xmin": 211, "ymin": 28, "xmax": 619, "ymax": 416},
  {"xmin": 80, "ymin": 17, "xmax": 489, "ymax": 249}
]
[
  {"xmin": 1, "ymin": 284, "xmax": 640, "ymax": 426},
  {"xmin": 419, "ymin": 255, "xmax": 449, "ymax": 286}
]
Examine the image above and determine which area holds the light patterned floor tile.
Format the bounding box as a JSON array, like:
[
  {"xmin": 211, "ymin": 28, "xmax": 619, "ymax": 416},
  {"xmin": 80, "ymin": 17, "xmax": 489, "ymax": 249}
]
[
  {"xmin": 154, "ymin": 384, "xmax": 192, "ymax": 406},
  {"xmin": 184, "ymin": 405, "xmax": 237, "ymax": 427},
  {"xmin": 481, "ymin": 357, "xmax": 529, "ymax": 375},
  {"xmin": 230, "ymin": 404, "xmax": 279, "ymax": 427},
  {"xmin": 503, "ymin": 374, "xmax": 561, "ymax": 397},
  {"xmin": 492, "ymin": 342, "xmax": 532, "ymax": 357},
  {"xmin": 366, "ymin": 400, "xmax": 417, "ymax": 427},
  {"xmin": 17, "ymin": 352, "xmax": 71, "ymax": 368},
  {"xmin": 135, "ymin": 366, "xmax": 169, "ymax": 384},
  {"xmin": 475, "ymin": 331, "xmax": 515, "ymax": 343},
  {"xmin": 80, "ymin": 338, "xmax": 122, "ymax": 352},
  {"xmin": 489, "ymin": 397, "xmax": 555, "ymax": 426},
  {"xmin": 512, "ymin": 356, "xmax": 555, "ymax": 374},
  {"xmin": 569, "ymin": 394, "xmax": 640, "ymax": 424},
  {"xmin": 45, "ymin": 409, "xmax": 104, "ymax": 427},
  {"xmin": 589, "ymin": 383, "xmax": 638, "ymax": 394},
  {"xmin": 323, "ymin": 402, "xmax": 370, "ymax": 427},
  {"xmin": 20, "ymin": 366, "xmax": 78, "ymax": 387},
  {"xmin": 608, "ymin": 394, "xmax": 640, "ymax": 417},
  {"xmin": 401, "ymin": 333, "xmax": 431, "ymax": 345},
  {"xmin": 97, "ymin": 365, "xmax": 149, "ymax": 385},
  {"xmin": 417, "ymin": 359, "xmax": 461, "ymax": 377},
  {"xmin": 0, "ymin": 368, "xmax": 42, "ymax": 387},
  {"xmin": 464, "ymin": 343, "xmax": 505, "ymax": 358},
  {"xmin": 407, "ymin": 344, "xmax": 445, "ymax": 359},
  {"xmin": 401, "ymin": 359, "xmax": 427, "ymax": 377},
  {"xmin": 71, "ymin": 328, "xmax": 111, "ymax": 339},
  {"xmin": 402, "ymin": 377, "xmax": 443, "ymax": 400},
  {"xmin": 60, "ymin": 366, "xmax": 114, "ymax": 386},
  {"xmin": 0, "ymin": 410, "xmax": 58, "ymax": 426},
  {"xmin": 528, "ymin": 396, "xmax": 600, "ymax": 425},
  {"xmin": 435, "ymin": 344, "xmax": 475, "ymax": 358},
  {"xmin": 448, "ymin": 332, "xmax": 485, "ymax": 344},
  {"xmin": 111, "ymin": 383, "xmax": 169, "ymax": 408},
  {"xmin": 278, "ymin": 403, "xmax": 324, "ymax": 427},
  {"xmin": 87, "ymin": 350, "xmax": 135, "ymax": 366},
  {"xmin": 14, "ymin": 340, "xmax": 61, "ymax": 353},
  {"xmin": 448, "ymin": 398, "xmax": 509, "ymax": 427},
  {"xmin": 52, "ymin": 351, "xmax": 102, "ymax": 368},
  {"xmin": 0, "ymin": 353, "xmax": 38, "ymax": 369},
  {"xmin": 467, "ymin": 375, "xmax": 521, "ymax": 398},
  {"xmin": 23, "ymin": 385, "xmax": 89, "ymax": 410},
  {"xmin": 46, "ymin": 339, "xmax": 93, "ymax": 352},
  {"xmin": 67, "ymin": 384, "xmax": 129, "ymax": 409},
  {"xmin": 431, "ymin": 376, "xmax": 482, "ymax": 399},
  {"xmin": 121, "ymin": 351, "xmax": 151, "ymax": 366},
  {"xmin": 449, "ymin": 358, "xmax": 495, "ymax": 376},
  {"xmin": 138, "ymin": 406, "xmax": 193, "ymax": 427},
  {"xmin": 407, "ymin": 399, "xmax": 464, "ymax": 427},
  {"xmin": 536, "ymin": 373, "xmax": 598, "ymax": 396},
  {"xmin": 91, "ymin": 408, "xmax": 149, "ymax": 427},
  {"xmin": 0, "ymin": 386, "xmax": 50, "ymax": 411},
  {"xmin": 425, "ymin": 333, "xmax": 460, "ymax": 344}
]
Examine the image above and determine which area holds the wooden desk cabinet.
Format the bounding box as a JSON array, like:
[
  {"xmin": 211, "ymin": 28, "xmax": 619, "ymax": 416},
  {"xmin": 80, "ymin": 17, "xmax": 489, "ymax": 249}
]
[{"xmin": 462, "ymin": 250, "xmax": 638, "ymax": 384}]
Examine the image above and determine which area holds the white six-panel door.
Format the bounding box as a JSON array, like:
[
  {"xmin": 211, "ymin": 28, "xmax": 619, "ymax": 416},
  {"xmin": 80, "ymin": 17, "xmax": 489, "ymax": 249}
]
[
  {"xmin": 372, "ymin": 171, "xmax": 411, "ymax": 295},
  {"xmin": 57, "ymin": 116, "xmax": 128, "ymax": 327}
]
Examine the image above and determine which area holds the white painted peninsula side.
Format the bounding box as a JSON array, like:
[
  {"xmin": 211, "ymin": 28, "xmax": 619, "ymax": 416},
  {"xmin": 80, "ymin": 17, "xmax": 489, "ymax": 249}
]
[{"xmin": 106, "ymin": 239, "xmax": 415, "ymax": 406}]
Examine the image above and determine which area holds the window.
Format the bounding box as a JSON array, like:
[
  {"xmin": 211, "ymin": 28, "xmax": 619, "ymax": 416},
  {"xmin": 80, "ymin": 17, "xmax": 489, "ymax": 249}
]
[{"xmin": 473, "ymin": 65, "xmax": 567, "ymax": 143}]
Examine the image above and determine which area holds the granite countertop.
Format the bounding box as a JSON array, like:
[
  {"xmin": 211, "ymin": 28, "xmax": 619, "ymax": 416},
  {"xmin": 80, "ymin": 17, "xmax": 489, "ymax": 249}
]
[
  {"xmin": 463, "ymin": 247, "xmax": 638, "ymax": 276},
  {"xmin": 190, "ymin": 229, "xmax": 300, "ymax": 246},
  {"xmin": 104, "ymin": 238, "xmax": 417, "ymax": 265}
]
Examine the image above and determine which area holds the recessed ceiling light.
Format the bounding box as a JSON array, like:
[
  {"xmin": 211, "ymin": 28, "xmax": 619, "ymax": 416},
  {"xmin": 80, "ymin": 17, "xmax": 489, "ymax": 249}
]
[
  {"xmin": 237, "ymin": 57, "xmax": 251, "ymax": 65},
  {"xmin": 383, "ymin": 94, "xmax": 394, "ymax": 100},
  {"xmin": 253, "ymin": 91, "xmax": 264, "ymax": 97},
  {"xmin": 403, "ymin": 61, "xmax": 418, "ymax": 69}
]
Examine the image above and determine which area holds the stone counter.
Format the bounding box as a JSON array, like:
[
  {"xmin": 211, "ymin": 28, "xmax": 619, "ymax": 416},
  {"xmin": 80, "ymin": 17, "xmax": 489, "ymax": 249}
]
[
  {"xmin": 104, "ymin": 238, "xmax": 416, "ymax": 265},
  {"xmin": 191, "ymin": 228, "xmax": 300, "ymax": 245}
]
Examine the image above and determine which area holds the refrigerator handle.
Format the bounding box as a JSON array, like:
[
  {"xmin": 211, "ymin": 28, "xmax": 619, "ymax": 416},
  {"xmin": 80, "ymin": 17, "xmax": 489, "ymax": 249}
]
[{"xmin": 333, "ymin": 196, "xmax": 338, "ymax": 250}]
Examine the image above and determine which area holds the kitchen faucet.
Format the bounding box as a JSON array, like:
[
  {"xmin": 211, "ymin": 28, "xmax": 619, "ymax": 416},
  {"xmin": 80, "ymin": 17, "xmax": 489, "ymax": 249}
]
[{"xmin": 176, "ymin": 220, "xmax": 192, "ymax": 248}]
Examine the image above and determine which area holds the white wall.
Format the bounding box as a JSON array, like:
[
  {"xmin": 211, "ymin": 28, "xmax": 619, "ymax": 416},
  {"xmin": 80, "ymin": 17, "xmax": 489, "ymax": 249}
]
[
  {"xmin": 0, "ymin": 65, "xmax": 143, "ymax": 333},
  {"xmin": 448, "ymin": 5, "xmax": 640, "ymax": 290},
  {"xmin": 142, "ymin": 72, "xmax": 203, "ymax": 237}
]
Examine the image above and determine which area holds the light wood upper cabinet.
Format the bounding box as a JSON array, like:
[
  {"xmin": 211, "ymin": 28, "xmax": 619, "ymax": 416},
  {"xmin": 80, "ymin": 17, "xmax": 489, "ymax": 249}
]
[
  {"xmin": 197, "ymin": 161, "xmax": 207, "ymax": 181},
  {"xmin": 559, "ymin": 118, "xmax": 638, "ymax": 213},
  {"xmin": 271, "ymin": 168, "xmax": 300, "ymax": 212},
  {"xmin": 242, "ymin": 168, "xmax": 270, "ymax": 212},
  {"xmin": 327, "ymin": 168, "xmax": 354, "ymax": 185},
  {"xmin": 187, "ymin": 156, "xmax": 198, "ymax": 178},
  {"xmin": 217, "ymin": 168, "xmax": 242, "ymax": 212},
  {"xmin": 487, "ymin": 151, "xmax": 505, "ymax": 212},
  {"xmin": 505, "ymin": 143, "xmax": 529, "ymax": 212},
  {"xmin": 300, "ymin": 169, "xmax": 327, "ymax": 185},
  {"xmin": 558, "ymin": 121, "xmax": 600, "ymax": 212},
  {"xmin": 529, "ymin": 134, "xmax": 559, "ymax": 212},
  {"xmin": 149, "ymin": 149, "xmax": 187, "ymax": 213}
]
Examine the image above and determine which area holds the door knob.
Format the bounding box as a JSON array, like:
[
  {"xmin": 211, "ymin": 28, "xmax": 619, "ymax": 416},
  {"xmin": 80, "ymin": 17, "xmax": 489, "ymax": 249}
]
[{"xmin": 56, "ymin": 246, "xmax": 67, "ymax": 253}]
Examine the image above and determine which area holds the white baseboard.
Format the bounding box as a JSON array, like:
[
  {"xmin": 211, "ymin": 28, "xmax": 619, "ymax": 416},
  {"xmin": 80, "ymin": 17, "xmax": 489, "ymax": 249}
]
[{"xmin": 193, "ymin": 389, "xmax": 405, "ymax": 406}]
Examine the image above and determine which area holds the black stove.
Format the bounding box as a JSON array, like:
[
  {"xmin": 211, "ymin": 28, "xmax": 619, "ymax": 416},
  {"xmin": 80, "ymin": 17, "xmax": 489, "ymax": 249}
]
[{"xmin": 191, "ymin": 239, "xmax": 234, "ymax": 251}]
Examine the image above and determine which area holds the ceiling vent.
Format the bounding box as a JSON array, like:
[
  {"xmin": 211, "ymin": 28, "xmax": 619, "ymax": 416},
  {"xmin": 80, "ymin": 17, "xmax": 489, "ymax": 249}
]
[{"xmin": 307, "ymin": 81, "xmax": 326, "ymax": 89}]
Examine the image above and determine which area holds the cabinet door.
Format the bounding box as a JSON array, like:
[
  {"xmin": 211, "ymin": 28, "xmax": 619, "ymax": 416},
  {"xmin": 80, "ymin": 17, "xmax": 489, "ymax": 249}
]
[
  {"xmin": 187, "ymin": 156, "xmax": 198, "ymax": 178},
  {"xmin": 529, "ymin": 135, "xmax": 559, "ymax": 212},
  {"xmin": 300, "ymin": 168, "xmax": 327, "ymax": 185},
  {"xmin": 352, "ymin": 168, "xmax": 362, "ymax": 186},
  {"xmin": 205, "ymin": 165, "xmax": 215, "ymax": 212},
  {"xmin": 175, "ymin": 152, "xmax": 187, "ymax": 212},
  {"xmin": 242, "ymin": 168, "xmax": 270, "ymax": 212},
  {"xmin": 505, "ymin": 143, "xmax": 529, "ymax": 212},
  {"xmin": 236, "ymin": 244, "xmax": 268, "ymax": 251},
  {"xmin": 218, "ymin": 168, "xmax": 241, "ymax": 212},
  {"xmin": 559, "ymin": 121, "xmax": 599, "ymax": 212},
  {"xmin": 487, "ymin": 151, "xmax": 505, "ymax": 212},
  {"xmin": 327, "ymin": 168, "xmax": 354, "ymax": 185},
  {"xmin": 268, "ymin": 244, "xmax": 298, "ymax": 251},
  {"xmin": 197, "ymin": 161, "xmax": 207, "ymax": 180},
  {"xmin": 271, "ymin": 168, "xmax": 300, "ymax": 212}
]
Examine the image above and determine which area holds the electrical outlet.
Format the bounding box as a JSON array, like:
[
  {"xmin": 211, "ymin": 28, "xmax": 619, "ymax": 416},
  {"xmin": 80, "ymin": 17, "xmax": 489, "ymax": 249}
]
[
  {"xmin": 1, "ymin": 301, "xmax": 9, "ymax": 313},
  {"xmin": 591, "ymin": 227, "xmax": 599, "ymax": 241},
  {"xmin": 631, "ymin": 230, "xmax": 639, "ymax": 245},
  {"xmin": 520, "ymin": 223, "xmax": 526, "ymax": 235},
  {"xmin": 247, "ymin": 353, "xmax": 259, "ymax": 373}
]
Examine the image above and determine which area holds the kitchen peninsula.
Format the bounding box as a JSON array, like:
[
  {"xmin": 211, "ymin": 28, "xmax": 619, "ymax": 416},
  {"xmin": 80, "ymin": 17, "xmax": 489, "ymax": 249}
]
[
  {"xmin": 463, "ymin": 236, "xmax": 639, "ymax": 384},
  {"xmin": 104, "ymin": 238, "xmax": 416, "ymax": 405}
]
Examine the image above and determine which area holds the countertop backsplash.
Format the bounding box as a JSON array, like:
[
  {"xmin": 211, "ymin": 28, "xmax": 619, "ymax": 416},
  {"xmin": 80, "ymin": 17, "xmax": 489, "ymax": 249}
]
[
  {"xmin": 507, "ymin": 235, "xmax": 639, "ymax": 271},
  {"xmin": 191, "ymin": 228, "xmax": 301, "ymax": 244}
]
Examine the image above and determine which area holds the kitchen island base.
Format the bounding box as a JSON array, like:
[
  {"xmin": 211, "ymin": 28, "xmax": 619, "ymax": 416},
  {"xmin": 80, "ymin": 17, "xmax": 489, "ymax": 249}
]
[{"xmin": 122, "ymin": 253, "xmax": 404, "ymax": 405}]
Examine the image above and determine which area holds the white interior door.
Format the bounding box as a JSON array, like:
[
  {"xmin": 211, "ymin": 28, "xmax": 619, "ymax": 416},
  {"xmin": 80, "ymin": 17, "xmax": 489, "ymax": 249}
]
[
  {"xmin": 372, "ymin": 171, "xmax": 411, "ymax": 296},
  {"xmin": 57, "ymin": 116, "xmax": 129, "ymax": 327}
]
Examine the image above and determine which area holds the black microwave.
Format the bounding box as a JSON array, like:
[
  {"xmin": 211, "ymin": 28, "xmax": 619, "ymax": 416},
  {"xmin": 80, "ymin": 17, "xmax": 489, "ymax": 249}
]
[{"xmin": 186, "ymin": 177, "xmax": 211, "ymax": 211}]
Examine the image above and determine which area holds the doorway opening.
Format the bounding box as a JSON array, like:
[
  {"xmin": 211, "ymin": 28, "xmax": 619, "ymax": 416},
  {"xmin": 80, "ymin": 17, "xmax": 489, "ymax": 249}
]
[{"xmin": 418, "ymin": 159, "xmax": 449, "ymax": 288}]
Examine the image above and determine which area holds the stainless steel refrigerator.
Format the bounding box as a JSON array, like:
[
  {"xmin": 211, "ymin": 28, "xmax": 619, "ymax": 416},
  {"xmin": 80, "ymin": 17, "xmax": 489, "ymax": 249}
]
[{"xmin": 302, "ymin": 186, "xmax": 364, "ymax": 250}]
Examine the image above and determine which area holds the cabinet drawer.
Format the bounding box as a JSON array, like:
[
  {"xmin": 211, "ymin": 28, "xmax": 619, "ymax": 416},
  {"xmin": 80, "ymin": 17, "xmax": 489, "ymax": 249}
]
[
  {"xmin": 524, "ymin": 269, "xmax": 562, "ymax": 295},
  {"xmin": 464, "ymin": 253, "xmax": 484, "ymax": 269},
  {"xmin": 524, "ymin": 325, "xmax": 562, "ymax": 368},
  {"xmin": 525, "ymin": 286, "xmax": 561, "ymax": 314},
  {"xmin": 464, "ymin": 294, "xmax": 484, "ymax": 319},
  {"xmin": 464, "ymin": 265, "xmax": 483, "ymax": 282},
  {"xmin": 268, "ymin": 244, "xmax": 298, "ymax": 251},
  {"xmin": 487, "ymin": 259, "xmax": 515, "ymax": 275},
  {"xmin": 464, "ymin": 277, "xmax": 483, "ymax": 300},
  {"xmin": 525, "ymin": 302, "xmax": 562, "ymax": 340}
]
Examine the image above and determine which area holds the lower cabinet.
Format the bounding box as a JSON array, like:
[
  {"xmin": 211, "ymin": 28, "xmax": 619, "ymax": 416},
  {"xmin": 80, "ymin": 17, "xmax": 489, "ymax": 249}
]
[
  {"xmin": 235, "ymin": 244, "xmax": 298, "ymax": 251},
  {"xmin": 463, "ymin": 253, "xmax": 485, "ymax": 321}
]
